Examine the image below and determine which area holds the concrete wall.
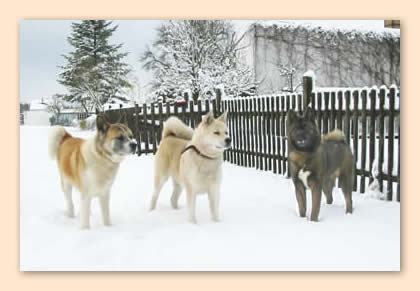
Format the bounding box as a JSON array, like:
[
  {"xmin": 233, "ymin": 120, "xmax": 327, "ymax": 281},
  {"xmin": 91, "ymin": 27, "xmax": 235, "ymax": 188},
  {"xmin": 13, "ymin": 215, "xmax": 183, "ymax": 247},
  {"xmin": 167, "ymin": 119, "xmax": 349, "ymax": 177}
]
[{"xmin": 240, "ymin": 24, "xmax": 400, "ymax": 94}]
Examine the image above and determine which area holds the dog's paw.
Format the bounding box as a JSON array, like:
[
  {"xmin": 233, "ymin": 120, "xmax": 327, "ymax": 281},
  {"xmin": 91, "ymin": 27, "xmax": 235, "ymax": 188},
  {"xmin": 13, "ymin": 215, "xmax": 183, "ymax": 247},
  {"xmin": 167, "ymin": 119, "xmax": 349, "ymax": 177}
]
[
  {"xmin": 189, "ymin": 218, "xmax": 197, "ymax": 224},
  {"xmin": 212, "ymin": 216, "xmax": 221, "ymax": 223},
  {"xmin": 170, "ymin": 199, "xmax": 179, "ymax": 209},
  {"xmin": 308, "ymin": 216, "xmax": 320, "ymax": 223}
]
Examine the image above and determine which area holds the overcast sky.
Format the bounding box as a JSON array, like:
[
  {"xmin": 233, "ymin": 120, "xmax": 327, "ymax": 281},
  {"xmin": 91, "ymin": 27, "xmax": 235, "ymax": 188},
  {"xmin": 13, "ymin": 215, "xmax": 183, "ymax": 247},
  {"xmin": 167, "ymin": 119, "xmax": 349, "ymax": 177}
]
[{"xmin": 19, "ymin": 20, "xmax": 386, "ymax": 103}]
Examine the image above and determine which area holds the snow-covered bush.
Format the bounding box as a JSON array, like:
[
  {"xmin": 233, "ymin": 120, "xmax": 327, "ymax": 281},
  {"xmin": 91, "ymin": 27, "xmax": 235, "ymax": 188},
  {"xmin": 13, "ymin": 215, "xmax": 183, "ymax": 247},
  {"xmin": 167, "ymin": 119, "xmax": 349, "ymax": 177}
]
[{"xmin": 78, "ymin": 114, "xmax": 97, "ymax": 130}]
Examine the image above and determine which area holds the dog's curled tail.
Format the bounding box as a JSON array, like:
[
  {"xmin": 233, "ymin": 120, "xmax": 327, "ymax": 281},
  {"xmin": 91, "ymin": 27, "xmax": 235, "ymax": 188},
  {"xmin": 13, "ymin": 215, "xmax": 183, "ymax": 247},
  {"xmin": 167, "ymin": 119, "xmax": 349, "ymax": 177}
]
[
  {"xmin": 322, "ymin": 129, "xmax": 346, "ymax": 143},
  {"xmin": 162, "ymin": 117, "xmax": 194, "ymax": 140},
  {"xmin": 48, "ymin": 126, "xmax": 70, "ymax": 160}
]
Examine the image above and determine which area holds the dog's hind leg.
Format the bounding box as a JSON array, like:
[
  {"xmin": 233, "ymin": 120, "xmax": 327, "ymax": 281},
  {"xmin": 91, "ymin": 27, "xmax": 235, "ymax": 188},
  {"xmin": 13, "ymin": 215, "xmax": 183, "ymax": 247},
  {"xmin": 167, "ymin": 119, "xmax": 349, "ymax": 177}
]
[
  {"xmin": 150, "ymin": 173, "xmax": 168, "ymax": 210},
  {"xmin": 322, "ymin": 178, "xmax": 334, "ymax": 204},
  {"xmin": 170, "ymin": 180, "xmax": 182, "ymax": 209},
  {"xmin": 99, "ymin": 191, "xmax": 111, "ymax": 226},
  {"xmin": 61, "ymin": 177, "xmax": 74, "ymax": 218},
  {"xmin": 339, "ymin": 175, "xmax": 353, "ymax": 214}
]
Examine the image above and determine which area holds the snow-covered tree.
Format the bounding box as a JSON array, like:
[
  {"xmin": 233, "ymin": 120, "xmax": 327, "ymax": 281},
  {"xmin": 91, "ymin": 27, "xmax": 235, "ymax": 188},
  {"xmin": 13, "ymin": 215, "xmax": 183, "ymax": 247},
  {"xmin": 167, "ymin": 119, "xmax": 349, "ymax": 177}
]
[
  {"xmin": 141, "ymin": 20, "xmax": 255, "ymax": 102},
  {"xmin": 267, "ymin": 56, "xmax": 300, "ymax": 93},
  {"xmin": 46, "ymin": 94, "xmax": 65, "ymax": 123},
  {"xmin": 276, "ymin": 63, "xmax": 298, "ymax": 92},
  {"xmin": 58, "ymin": 20, "xmax": 132, "ymax": 112},
  {"xmin": 121, "ymin": 73, "xmax": 151, "ymax": 105}
]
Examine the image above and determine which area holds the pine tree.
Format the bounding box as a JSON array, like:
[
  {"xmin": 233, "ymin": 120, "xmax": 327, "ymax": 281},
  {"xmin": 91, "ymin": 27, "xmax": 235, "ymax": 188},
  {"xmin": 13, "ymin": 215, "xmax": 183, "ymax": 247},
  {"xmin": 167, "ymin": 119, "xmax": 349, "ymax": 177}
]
[{"xmin": 58, "ymin": 20, "xmax": 131, "ymax": 112}]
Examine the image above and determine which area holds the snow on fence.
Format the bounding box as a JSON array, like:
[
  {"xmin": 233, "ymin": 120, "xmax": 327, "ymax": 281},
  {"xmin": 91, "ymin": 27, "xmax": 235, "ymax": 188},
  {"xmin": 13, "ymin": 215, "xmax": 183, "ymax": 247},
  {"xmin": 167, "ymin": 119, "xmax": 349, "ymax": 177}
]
[{"xmin": 104, "ymin": 85, "xmax": 400, "ymax": 202}]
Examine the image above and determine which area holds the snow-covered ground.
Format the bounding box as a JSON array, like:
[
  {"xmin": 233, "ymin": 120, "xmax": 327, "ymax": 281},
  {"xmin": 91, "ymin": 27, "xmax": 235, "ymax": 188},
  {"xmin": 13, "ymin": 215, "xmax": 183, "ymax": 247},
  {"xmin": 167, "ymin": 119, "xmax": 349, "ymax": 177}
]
[{"xmin": 20, "ymin": 126, "xmax": 400, "ymax": 271}]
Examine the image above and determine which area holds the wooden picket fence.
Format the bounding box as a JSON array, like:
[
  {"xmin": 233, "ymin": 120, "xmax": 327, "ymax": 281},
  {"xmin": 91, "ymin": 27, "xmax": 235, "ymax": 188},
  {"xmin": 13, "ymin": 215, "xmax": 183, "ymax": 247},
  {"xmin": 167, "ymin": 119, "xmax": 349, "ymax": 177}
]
[{"xmin": 104, "ymin": 85, "xmax": 400, "ymax": 202}]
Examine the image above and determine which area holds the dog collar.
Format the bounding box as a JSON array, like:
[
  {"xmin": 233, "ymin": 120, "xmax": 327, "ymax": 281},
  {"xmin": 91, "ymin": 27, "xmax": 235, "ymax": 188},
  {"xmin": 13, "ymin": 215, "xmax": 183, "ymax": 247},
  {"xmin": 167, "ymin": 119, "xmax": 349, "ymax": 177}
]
[{"xmin": 181, "ymin": 145, "xmax": 218, "ymax": 160}]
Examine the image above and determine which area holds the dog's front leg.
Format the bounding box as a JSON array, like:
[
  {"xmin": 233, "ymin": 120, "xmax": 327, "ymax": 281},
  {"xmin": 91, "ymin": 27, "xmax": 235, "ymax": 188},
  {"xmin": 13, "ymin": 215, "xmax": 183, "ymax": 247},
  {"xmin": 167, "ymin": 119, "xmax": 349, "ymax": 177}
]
[
  {"xmin": 308, "ymin": 178, "xmax": 322, "ymax": 222},
  {"xmin": 80, "ymin": 196, "xmax": 92, "ymax": 229},
  {"xmin": 208, "ymin": 186, "xmax": 220, "ymax": 222},
  {"xmin": 186, "ymin": 185, "xmax": 197, "ymax": 224},
  {"xmin": 99, "ymin": 191, "xmax": 111, "ymax": 226},
  {"xmin": 292, "ymin": 176, "xmax": 307, "ymax": 218}
]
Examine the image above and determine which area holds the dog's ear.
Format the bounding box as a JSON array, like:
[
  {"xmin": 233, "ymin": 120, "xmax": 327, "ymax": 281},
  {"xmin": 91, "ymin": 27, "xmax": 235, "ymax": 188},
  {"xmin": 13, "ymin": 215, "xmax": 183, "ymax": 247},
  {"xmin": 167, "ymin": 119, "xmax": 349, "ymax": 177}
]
[
  {"xmin": 202, "ymin": 111, "xmax": 215, "ymax": 125},
  {"xmin": 304, "ymin": 107, "xmax": 315, "ymax": 122},
  {"xmin": 217, "ymin": 111, "xmax": 228, "ymax": 123},
  {"xmin": 117, "ymin": 111, "xmax": 128, "ymax": 125},
  {"xmin": 287, "ymin": 110, "xmax": 297, "ymax": 124},
  {"xmin": 96, "ymin": 114, "xmax": 110, "ymax": 133}
]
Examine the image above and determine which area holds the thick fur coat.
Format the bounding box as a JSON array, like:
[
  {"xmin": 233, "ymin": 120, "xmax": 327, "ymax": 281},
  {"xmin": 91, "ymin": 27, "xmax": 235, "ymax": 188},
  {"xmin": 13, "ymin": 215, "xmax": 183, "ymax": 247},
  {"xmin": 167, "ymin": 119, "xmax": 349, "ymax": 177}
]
[
  {"xmin": 48, "ymin": 115, "xmax": 137, "ymax": 229},
  {"xmin": 150, "ymin": 112, "xmax": 231, "ymax": 223},
  {"xmin": 287, "ymin": 108, "xmax": 355, "ymax": 222}
]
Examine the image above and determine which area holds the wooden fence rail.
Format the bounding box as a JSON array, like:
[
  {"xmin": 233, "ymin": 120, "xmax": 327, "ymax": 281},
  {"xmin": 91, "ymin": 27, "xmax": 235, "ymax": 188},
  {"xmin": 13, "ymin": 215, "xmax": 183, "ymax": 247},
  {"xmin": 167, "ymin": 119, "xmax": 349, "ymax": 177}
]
[{"xmin": 104, "ymin": 85, "xmax": 400, "ymax": 201}]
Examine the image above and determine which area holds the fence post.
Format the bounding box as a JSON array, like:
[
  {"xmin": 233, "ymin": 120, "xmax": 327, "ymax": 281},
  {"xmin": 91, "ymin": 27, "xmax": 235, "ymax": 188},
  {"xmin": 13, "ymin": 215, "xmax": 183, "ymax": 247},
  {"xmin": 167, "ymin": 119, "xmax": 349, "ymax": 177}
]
[
  {"xmin": 150, "ymin": 102, "xmax": 157, "ymax": 154},
  {"xmin": 303, "ymin": 75, "xmax": 313, "ymax": 109},
  {"xmin": 378, "ymin": 88, "xmax": 386, "ymax": 194},
  {"xmin": 387, "ymin": 87, "xmax": 396, "ymax": 201},
  {"xmin": 134, "ymin": 103, "xmax": 140, "ymax": 155},
  {"xmin": 143, "ymin": 103, "xmax": 149, "ymax": 154},
  {"xmin": 216, "ymin": 88, "xmax": 222, "ymax": 115}
]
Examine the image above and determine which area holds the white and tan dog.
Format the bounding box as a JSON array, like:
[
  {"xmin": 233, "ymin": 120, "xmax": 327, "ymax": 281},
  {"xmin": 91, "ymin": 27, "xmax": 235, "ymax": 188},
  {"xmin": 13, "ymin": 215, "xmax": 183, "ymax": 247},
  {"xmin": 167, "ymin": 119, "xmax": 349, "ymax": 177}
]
[
  {"xmin": 48, "ymin": 115, "xmax": 137, "ymax": 229},
  {"xmin": 150, "ymin": 111, "xmax": 231, "ymax": 223}
]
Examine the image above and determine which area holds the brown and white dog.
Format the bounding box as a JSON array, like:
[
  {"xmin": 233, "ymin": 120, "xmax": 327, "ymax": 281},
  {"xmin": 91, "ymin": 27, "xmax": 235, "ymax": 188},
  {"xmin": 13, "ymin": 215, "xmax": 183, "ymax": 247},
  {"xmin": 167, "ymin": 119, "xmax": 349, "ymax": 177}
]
[{"xmin": 48, "ymin": 115, "xmax": 137, "ymax": 229}]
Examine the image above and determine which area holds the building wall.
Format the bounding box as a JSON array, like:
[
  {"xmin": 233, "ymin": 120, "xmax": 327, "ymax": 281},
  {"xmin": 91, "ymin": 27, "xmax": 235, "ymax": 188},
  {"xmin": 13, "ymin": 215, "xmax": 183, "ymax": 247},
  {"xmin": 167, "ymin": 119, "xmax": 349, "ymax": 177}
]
[
  {"xmin": 25, "ymin": 110, "xmax": 51, "ymax": 126},
  {"xmin": 384, "ymin": 20, "xmax": 400, "ymax": 29},
  {"xmin": 240, "ymin": 24, "xmax": 400, "ymax": 94}
]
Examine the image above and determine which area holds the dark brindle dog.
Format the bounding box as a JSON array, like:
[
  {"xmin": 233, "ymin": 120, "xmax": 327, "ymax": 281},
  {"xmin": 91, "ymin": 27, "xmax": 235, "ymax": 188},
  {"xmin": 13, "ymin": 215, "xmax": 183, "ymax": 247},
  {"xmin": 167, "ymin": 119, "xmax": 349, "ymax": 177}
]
[{"xmin": 287, "ymin": 107, "xmax": 355, "ymax": 222}]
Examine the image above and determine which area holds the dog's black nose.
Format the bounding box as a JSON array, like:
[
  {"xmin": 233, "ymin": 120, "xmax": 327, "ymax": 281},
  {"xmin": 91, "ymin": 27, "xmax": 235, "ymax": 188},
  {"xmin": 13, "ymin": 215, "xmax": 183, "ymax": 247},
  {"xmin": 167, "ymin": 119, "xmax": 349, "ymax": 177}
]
[{"xmin": 225, "ymin": 137, "xmax": 232, "ymax": 145}]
